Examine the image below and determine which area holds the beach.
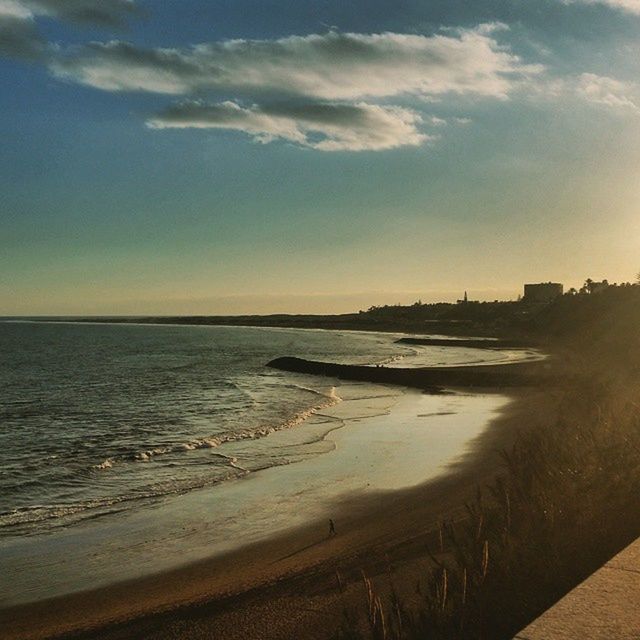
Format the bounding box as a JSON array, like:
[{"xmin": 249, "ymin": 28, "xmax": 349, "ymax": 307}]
[
  {"xmin": 0, "ymin": 333, "xmax": 556, "ymax": 640},
  {"xmin": 3, "ymin": 2, "xmax": 637, "ymax": 636}
]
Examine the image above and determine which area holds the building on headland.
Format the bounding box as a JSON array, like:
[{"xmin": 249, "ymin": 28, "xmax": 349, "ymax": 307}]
[
  {"xmin": 456, "ymin": 291, "xmax": 479, "ymax": 304},
  {"xmin": 523, "ymin": 282, "xmax": 564, "ymax": 303}
]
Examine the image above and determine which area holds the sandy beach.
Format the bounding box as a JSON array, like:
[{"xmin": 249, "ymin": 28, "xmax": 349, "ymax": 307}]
[{"xmin": 0, "ymin": 355, "xmax": 559, "ymax": 640}]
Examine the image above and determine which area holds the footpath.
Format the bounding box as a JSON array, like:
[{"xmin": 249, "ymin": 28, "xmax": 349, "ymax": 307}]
[{"xmin": 514, "ymin": 538, "xmax": 640, "ymax": 639}]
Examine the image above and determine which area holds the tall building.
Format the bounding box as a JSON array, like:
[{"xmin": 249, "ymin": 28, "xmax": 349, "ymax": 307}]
[{"xmin": 523, "ymin": 282, "xmax": 563, "ymax": 303}]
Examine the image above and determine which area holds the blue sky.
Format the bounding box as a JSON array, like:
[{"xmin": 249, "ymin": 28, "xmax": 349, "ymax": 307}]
[{"xmin": 1, "ymin": 0, "xmax": 639, "ymax": 314}]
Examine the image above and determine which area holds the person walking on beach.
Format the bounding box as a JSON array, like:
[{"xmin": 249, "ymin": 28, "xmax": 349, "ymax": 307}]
[{"xmin": 329, "ymin": 518, "xmax": 336, "ymax": 537}]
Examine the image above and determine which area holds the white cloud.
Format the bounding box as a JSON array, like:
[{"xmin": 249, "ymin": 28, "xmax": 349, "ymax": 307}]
[
  {"xmin": 577, "ymin": 73, "xmax": 639, "ymax": 111},
  {"xmin": 0, "ymin": 1, "xmax": 32, "ymax": 18},
  {"xmin": 519, "ymin": 71, "xmax": 639, "ymax": 115},
  {"xmin": 565, "ymin": 0, "xmax": 640, "ymax": 14},
  {"xmin": 147, "ymin": 100, "xmax": 430, "ymax": 151},
  {"xmin": 50, "ymin": 26, "xmax": 542, "ymax": 101},
  {"xmin": 3, "ymin": 0, "xmax": 136, "ymax": 25}
]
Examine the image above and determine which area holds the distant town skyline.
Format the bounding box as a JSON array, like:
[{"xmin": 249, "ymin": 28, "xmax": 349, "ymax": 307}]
[
  {"xmin": 1, "ymin": 0, "xmax": 639, "ymax": 315},
  {"xmin": 1, "ymin": 278, "xmax": 629, "ymax": 316}
]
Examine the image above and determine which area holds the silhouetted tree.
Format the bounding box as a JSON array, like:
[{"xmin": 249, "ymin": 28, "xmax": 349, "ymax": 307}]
[{"xmin": 584, "ymin": 278, "xmax": 594, "ymax": 293}]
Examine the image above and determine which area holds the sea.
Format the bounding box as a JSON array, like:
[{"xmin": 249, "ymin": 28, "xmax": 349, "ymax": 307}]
[{"xmin": 0, "ymin": 321, "xmax": 535, "ymax": 604}]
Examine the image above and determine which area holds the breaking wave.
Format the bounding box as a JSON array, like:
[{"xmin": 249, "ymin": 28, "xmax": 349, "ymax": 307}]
[{"xmin": 93, "ymin": 387, "xmax": 341, "ymax": 470}]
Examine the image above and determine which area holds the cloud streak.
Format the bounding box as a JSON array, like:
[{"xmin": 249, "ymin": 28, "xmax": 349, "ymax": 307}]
[
  {"xmin": 564, "ymin": 0, "xmax": 640, "ymax": 14},
  {"xmin": 576, "ymin": 73, "xmax": 639, "ymax": 111},
  {"xmin": 50, "ymin": 26, "xmax": 542, "ymax": 101},
  {"xmin": 0, "ymin": 14, "xmax": 44, "ymax": 59},
  {"xmin": 147, "ymin": 101, "xmax": 429, "ymax": 151},
  {"xmin": 0, "ymin": 0, "xmax": 138, "ymax": 61},
  {"xmin": 0, "ymin": 0, "xmax": 137, "ymax": 26}
]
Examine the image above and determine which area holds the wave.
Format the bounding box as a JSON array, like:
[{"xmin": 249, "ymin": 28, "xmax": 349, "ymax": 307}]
[
  {"xmin": 0, "ymin": 387, "xmax": 343, "ymax": 536},
  {"xmin": 0, "ymin": 390, "xmax": 342, "ymax": 534},
  {"xmin": 93, "ymin": 386, "xmax": 341, "ymax": 470},
  {"xmin": 0, "ymin": 466, "xmax": 242, "ymax": 532},
  {"xmin": 371, "ymin": 347, "xmax": 420, "ymax": 367},
  {"xmin": 280, "ymin": 382, "xmax": 340, "ymax": 398}
]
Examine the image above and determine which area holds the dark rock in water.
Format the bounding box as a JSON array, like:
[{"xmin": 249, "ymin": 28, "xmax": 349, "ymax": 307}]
[{"xmin": 266, "ymin": 357, "xmax": 551, "ymax": 392}]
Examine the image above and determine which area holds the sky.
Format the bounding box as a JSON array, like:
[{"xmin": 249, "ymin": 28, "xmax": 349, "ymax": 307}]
[{"xmin": 1, "ymin": 0, "xmax": 639, "ymax": 315}]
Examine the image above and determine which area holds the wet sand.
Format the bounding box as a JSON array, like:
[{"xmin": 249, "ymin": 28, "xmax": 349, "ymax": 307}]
[
  {"xmin": 395, "ymin": 337, "xmax": 535, "ymax": 349},
  {"xmin": 0, "ymin": 374, "xmax": 560, "ymax": 640}
]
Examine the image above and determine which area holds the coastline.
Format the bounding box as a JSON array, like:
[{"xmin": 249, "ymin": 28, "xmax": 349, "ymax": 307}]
[
  {"xmin": 0, "ymin": 375, "xmax": 558, "ymax": 640},
  {"xmin": 0, "ymin": 314, "xmax": 535, "ymax": 340}
]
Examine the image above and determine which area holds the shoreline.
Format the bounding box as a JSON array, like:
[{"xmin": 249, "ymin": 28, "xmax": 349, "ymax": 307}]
[
  {"xmin": 0, "ymin": 314, "xmax": 533, "ymax": 340},
  {"xmin": 395, "ymin": 336, "xmax": 534, "ymax": 348},
  {"xmin": 0, "ymin": 377, "xmax": 558, "ymax": 640}
]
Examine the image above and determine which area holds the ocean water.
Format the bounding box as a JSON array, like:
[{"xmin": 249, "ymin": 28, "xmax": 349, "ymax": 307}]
[
  {"xmin": 0, "ymin": 323, "xmax": 390, "ymax": 536},
  {"xmin": 0, "ymin": 322, "xmax": 534, "ymax": 541},
  {"xmin": 0, "ymin": 322, "xmax": 535, "ymax": 605}
]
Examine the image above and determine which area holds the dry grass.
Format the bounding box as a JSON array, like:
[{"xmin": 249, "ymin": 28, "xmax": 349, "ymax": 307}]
[{"xmin": 333, "ymin": 356, "xmax": 640, "ymax": 639}]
